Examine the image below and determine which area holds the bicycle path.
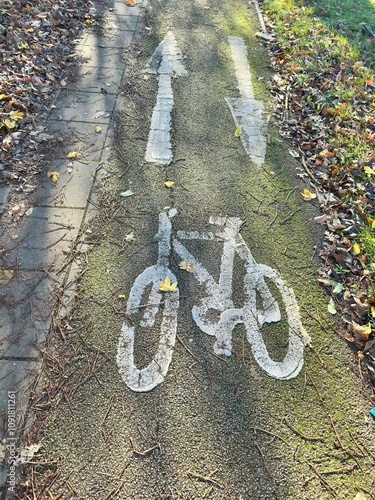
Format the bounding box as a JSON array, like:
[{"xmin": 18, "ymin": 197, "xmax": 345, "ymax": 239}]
[{"xmin": 9, "ymin": 0, "xmax": 375, "ymax": 498}]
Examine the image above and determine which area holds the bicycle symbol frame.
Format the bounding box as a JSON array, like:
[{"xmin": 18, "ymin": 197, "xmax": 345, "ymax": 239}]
[{"xmin": 117, "ymin": 209, "xmax": 305, "ymax": 392}]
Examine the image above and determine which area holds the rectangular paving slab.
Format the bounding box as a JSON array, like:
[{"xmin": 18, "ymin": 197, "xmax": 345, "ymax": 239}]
[
  {"xmin": 6, "ymin": 207, "xmax": 84, "ymax": 271},
  {"xmin": 35, "ymin": 159, "xmax": 100, "ymax": 209},
  {"xmin": 0, "ymin": 270, "xmax": 60, "ymax": 358},
  {"xmin": 42, "ymin": 120, "xmax": 109, "ymax": 162},
  {"xmin": 50, "ymin": 90, "xmax": 117, "ymax": 124},
  {"xmin": 67, "ymin": 65, "xmax": 125, "ymax": 94},
  {"xmin": 75, "ymin": 44, "xmax": 127, "ymax": 69},
  {"xmin": 0, "ymin": 360, "xmax": 39, "ymax": 486}
]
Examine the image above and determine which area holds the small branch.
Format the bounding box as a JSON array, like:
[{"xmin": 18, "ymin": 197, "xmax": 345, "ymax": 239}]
[
  {"xmin": 176, "ymin": 334, "xmax": 201, "ymax": 363},
  {"xmin": 328, "ymin": 415, "xmax": 344, "ymax": 450},
  {"xmin": 299, "ymin": 149, "xmax": 319, "ymax": 185},
  {"xmin": 129, "ymin": 437, "xmax": 160, "ymax": 457},
  {"xmin": 282, "ymin": 416, "xmax": 324, "ymax": 442},
  {"xmin": 130, "ymin": 301, "xmax": 164, "ymax": 311},
  {"xmin": 280, "ymin": 208, "xmax": 301, "ymax": 224},
  {"xmin": 187, "ymin": 472, "xmax": 223, "ymax": 489},
  {"xmin": 308, "ymin": 462, "xmax": 336, "ymax": 496},
  {"xmin": 248, "ymin": 426, "xmax": 290, "ymax": 446},
  {"xmin": 268, "ymin": 205, "xmax": 278, "ymax": 228},
  {"xmin": 306, "ymin": 368, "xmax": 322, "ymax": 401},
  {"xmin": 255, "ymin": 442, "xmax": 272, "ymax": 478}
]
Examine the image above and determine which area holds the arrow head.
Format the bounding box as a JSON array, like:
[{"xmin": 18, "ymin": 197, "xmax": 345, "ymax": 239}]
[{"xmin": 144, "ymin": 31, "xmax": 188, "ymax": 76}]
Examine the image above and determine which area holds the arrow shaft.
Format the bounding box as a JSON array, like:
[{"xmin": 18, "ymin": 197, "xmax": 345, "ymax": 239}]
[
  {"xmin": 145, "ymin": 74, "xmax": 174, "ymax": 166},
  {"xmin": 226, "ymin": 36, "xmax": 268, "ymax": 169},
  {"xmin": 228, "ymin": 36, "xmax": 254, "ymax": 100},
  {"xmin": 144, "ymin": 32, "xmax": 187, "ymax": 166}
]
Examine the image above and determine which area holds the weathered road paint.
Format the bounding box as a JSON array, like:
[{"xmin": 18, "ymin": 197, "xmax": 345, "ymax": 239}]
[
  {"xmin": 175, "ymin": 216, "xmax": 304, "ymax": 380},
  {"xmin": 117, "ymin": 210, "xmax": 179, "ymax": 392},
  {"xmin": 144, "ymin": 32, "xmax": 188, "ymax": 165},
  {"xmin": 117, "ymin": 210, "xmax": 304, "ymax": 392},
  {"xmin": 225, "ymin": 36, "xmax": 268, "ymax": 169}
]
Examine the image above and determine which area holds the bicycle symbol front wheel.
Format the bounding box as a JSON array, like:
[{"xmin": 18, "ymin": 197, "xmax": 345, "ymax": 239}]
[
  {"xmin": 117, "ymin": 265, "xmax": 179, "ymax": 392},
  {"xmin": 243, "ymin": 263, "xmax": 304, "ymax": 380}
]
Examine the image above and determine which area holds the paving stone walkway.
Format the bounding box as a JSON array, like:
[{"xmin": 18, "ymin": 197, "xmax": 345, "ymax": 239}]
[{"xmin": 0, "ymin": 0, "xmax": 145, "ymax": 490}]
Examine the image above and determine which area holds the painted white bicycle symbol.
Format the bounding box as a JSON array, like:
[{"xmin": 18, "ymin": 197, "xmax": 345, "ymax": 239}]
[{"xmin": 117, "ymin": 209, "xmax": 305, "ymax": 392}]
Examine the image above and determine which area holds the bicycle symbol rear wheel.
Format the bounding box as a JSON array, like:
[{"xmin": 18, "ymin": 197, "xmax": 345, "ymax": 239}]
[{"xmin": 117, "ymin": 266, "xmax": 179, "ymax": 392}]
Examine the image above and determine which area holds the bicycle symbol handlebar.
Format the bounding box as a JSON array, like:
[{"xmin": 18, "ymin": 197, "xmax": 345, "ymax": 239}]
[{"xmin": 117, "ymin": 209, "xmax": 305, "ymax": 392}]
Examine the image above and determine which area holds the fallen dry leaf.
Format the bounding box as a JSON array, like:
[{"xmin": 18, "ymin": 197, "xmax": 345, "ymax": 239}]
[
  {"xmin": 179, "ymin": 260, "xmax": 197, "ymax": 274},
  {"xmin": 10, "ymin": 110, "xmax": 24, "ymax": 122},
  {"xmin": 352, "ymin": 243, "xmax": 360, "ymax": 255},
  {"xmin": 352, "ymin": 322, "xmax": 371, "ymax": 340},
  {"xmin": 289, "ymin": 149, "xmax": 299, "ymax": 158},
  {"xmin": 159, "ymin": 276, "xmax": 178, "ymax": 292},
  {"xmin": 351, "ymin": 296, "xmax": 369, "ymax": 311},
  {"xmin": 314, "ymin": 214, "xmax": 327, "ymax": 224},
  {"xmin": 299, "ymin": 326, "xmax": 312, "ymax": 347},
  {"xmin": 235, "ymin": 126, "xmax": 242, "ymax": 137},
  {"xmin": 47, "ymin": 171, "xmax": 60, "ymax": 182},
  {"xmin": 301, "ymin": 189, "xmax": 317, "ymax": 201},
  {"xmin": 94, "ymin": 126, "xmax": 102, "ymax": 133},
  {"xmin": 123, "ymin": 231, "xmax": 135, "ymax": 242},
  {"xmin": 0, "ymin": 270, "xmax": 14, "ymax": 286},
  {"xmin": 3, "ymin": 119, "xmax": 16, "ymax": 130},
  {"xmin": 66, "ymin": 151, "xmax": 81, "ymax": 158},
  {"xmin": 328, "ymin": 298, "xmax": 337, "ymax": 314},
  {"xmin": 10, "ymin": 205, "xmax": 21, "ymax": 215},
  {"xmin": 165, "ymin": 181, "xmax": 174, "ymax": 188},
  {"xmin": 364, "ymin": 166, "xmax": 375, "ymax": 175}
]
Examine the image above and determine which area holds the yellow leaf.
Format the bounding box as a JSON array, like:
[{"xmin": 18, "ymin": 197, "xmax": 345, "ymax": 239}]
[
  {"xmin": 0, "ymin": 94, "xmax": 6, "ymax": 100},
  {"xmin": 235, "ymin": 126, "xmax": 242, "ymax": 137},
  {"xmin": 164, "ymin": 181, "xmax": 174, "ymax": 188},
  {"xmin": 159, "ymin": 276, "xmax": 178, "ymax": 292},
  {"xmin": 47, "ymin": 171, "xmax": 60, "ymax": 182},
  {"xmin": 0, "ymin": 270, "xmax": 14, "ymax": 286},
  {"xmin": 94, "ymin": 126, "xmax": 102, "ymax": 133},
  {"xmin": 50, "ymin": 105, "xmax": 56, "ymax": 109},
  {"xmin": 301, "ymin": 189, "xmax": 317, "ymax": 201},
  {"xmin": 118, "ymin": 294, "xmax": 126, "ymax": 300},
  {"xmin": 10, "ymin": 110, "xmax": 24, "ymax": 122},
  {"xmin": 352, "ymin": 322, "xmax": 371, "ymax": 340},
  {"xmin": 179, "ymin": 260, "xmax": 197, "ymax": 273},
  {"xmin": 124, "ymin": 231, "xmax": 135, "ymax": 242},
  {"xmin": 364, "ymin": 166, "xmax": 375, "ymax": 175},
  {"xmin": 86, "ymin": 19, "xmax": 93, "ymax": 23},
  {"xmin": 352, "ymin": 243, "xmax": 360, "ymax": 255},
  {"xmin": 66, "ymin": 152, "xmax": 81, "ymax": 158},
  {"xmin": 3, "ymin": 119, "xmax": 16, "ymax": 130}
]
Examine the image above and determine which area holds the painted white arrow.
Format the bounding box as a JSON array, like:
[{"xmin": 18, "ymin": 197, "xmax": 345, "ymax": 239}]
[
  {"xmin": 225, "ymin": 36, "xmax": 268, "ymax": 169},
  {"xmin": 144, "ymin": 32, "xmax": 188, "ymax": 165}
]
